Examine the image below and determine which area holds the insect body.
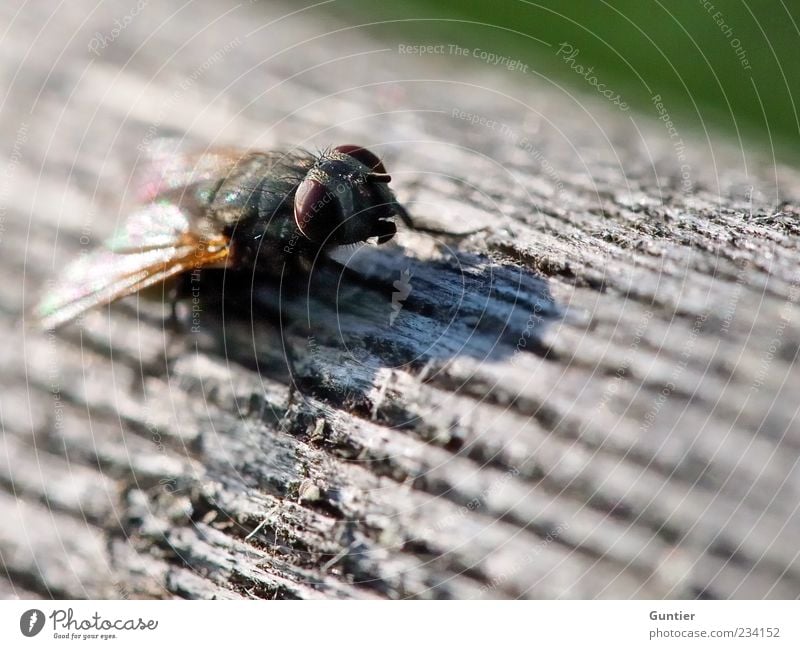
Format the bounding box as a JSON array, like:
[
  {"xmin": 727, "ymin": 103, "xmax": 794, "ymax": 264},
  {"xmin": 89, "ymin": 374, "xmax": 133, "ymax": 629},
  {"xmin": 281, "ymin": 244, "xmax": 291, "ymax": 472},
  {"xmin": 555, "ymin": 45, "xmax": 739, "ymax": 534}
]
[{"xmin": 37, "ymin": 145, "xmax": 412, "ymax": 329}]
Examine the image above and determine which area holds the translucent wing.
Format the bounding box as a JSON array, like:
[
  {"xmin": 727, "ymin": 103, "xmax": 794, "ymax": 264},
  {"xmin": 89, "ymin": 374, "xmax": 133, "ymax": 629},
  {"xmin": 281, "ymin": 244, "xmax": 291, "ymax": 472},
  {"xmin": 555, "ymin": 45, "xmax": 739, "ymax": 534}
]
[
  {"xmin": 137, "ymin": 144, "xmax": 250, "ymax": 204},
  {"xmin": 137, "ymin": 142, "xmax": 307, "ymax": 207},
  {"xmin": 38, "ymin": 143, "xmax": 311, "ymax": 329},
  {"xmin": 37, "ymin": 203, "xmax": 230, "ymax": 330}
]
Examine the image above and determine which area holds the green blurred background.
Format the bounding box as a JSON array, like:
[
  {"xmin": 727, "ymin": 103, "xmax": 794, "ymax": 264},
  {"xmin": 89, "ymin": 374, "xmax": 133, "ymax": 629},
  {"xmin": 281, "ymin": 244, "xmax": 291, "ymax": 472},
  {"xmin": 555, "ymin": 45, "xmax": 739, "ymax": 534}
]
[{"xmin": 332, "ymin": 0, "xmax": 800, "ymax": 163}]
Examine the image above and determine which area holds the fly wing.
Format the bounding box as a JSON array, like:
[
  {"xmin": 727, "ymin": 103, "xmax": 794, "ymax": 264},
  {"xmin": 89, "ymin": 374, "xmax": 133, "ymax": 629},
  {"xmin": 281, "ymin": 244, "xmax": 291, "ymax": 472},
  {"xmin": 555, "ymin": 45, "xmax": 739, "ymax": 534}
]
[
  {"xmin": 105, "ymin": 201, "xmax": 195, "ymax": 251},
  {"xmin": 137, "ymin": 144, "xmax": 249, "ymax": 204},
  {"xmin": 38, "ymin": 144, "xmax": 312, "ymax": 329},
  {"xmin": 36, "ymin": 203, "xmax": 230, "ymax": 330},
  {"xmin": 137, "ymin": 142, "xmax": 307, "ymax": 206}
]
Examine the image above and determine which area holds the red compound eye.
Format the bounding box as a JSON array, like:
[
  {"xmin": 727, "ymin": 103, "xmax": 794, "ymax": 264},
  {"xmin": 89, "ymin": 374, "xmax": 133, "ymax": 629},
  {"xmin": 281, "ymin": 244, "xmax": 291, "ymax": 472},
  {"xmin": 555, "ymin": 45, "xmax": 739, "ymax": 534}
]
[
  {"xmin": 293, "ymin": 177, "xmax": 342, "ymax": 242},
  {"xmin": 333, "ymin": 144, "xmax": 387, "ymax": 174}
]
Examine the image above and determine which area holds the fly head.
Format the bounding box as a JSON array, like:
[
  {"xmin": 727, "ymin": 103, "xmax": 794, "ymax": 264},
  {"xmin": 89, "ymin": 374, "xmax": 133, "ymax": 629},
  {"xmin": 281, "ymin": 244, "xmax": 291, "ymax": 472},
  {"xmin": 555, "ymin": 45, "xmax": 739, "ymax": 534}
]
[{"xmin": 293, "ymin": 145, "xmax": 407, "ymax": 247}]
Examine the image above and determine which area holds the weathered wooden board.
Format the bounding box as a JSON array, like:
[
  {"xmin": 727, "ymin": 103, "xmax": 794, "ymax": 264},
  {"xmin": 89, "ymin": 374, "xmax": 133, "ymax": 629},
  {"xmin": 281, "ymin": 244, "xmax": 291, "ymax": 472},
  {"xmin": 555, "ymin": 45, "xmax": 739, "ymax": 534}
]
[{"xmin": 1, "ymin": 0, "xmax": 799, "ymax": 599}]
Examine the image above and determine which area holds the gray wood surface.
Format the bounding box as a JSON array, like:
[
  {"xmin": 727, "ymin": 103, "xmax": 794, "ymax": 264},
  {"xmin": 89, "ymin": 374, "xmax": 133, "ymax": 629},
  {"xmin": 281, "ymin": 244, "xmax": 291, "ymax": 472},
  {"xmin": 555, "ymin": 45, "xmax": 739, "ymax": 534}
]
[{"xmin": 1, "ymin": 0, "xmax": 799, "ymax": 599}]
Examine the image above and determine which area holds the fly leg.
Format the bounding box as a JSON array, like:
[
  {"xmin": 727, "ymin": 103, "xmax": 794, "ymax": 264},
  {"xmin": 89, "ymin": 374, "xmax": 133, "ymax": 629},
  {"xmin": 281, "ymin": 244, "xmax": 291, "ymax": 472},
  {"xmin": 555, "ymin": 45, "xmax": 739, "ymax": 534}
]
[
  {"xmin": 166, "ymin": 282, "xmax": 185, "ymax": 333},
  {"xmin": 161, "ymin": 281, "xmax": 193, "ymax": 375},
  {"xmin": 280, "ymin": 316, "xmax": 301, "ymax": 409},
  {"xmin": 249, "ymin": 270, "xmax": 310, "ymax": 407},
  {"xmin": 394, "ymin": 202, "xmax": 487, "ymax": 237}
]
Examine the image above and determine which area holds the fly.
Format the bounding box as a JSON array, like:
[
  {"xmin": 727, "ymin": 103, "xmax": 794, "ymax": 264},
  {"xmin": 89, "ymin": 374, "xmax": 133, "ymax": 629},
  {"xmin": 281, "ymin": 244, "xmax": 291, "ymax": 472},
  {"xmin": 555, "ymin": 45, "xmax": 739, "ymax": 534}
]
[{"xmin": 36, "ymin": 144, "xmax": 413, "ymax": 329}]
